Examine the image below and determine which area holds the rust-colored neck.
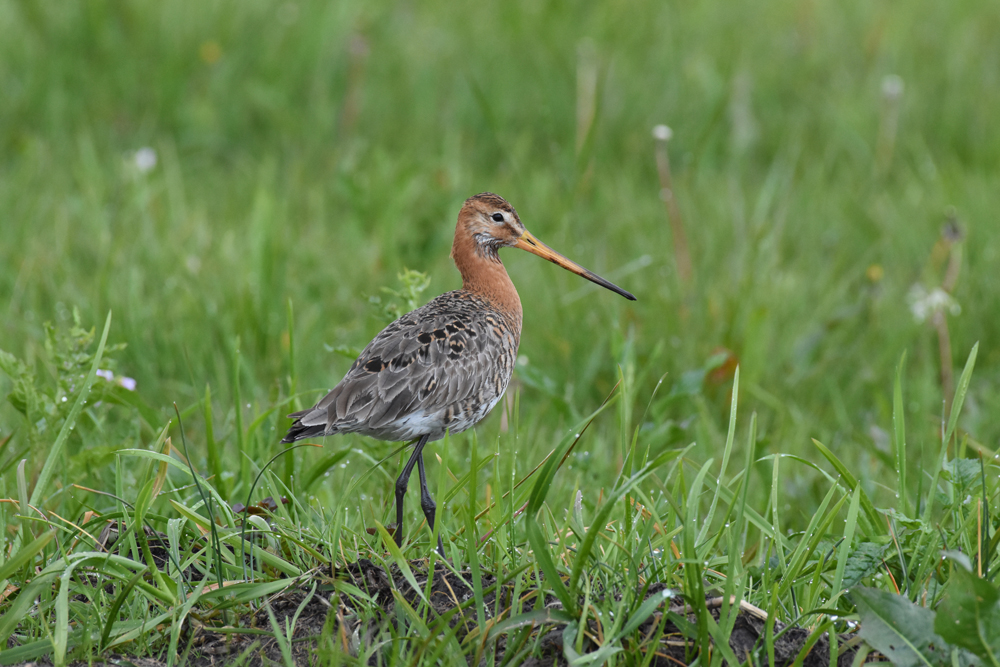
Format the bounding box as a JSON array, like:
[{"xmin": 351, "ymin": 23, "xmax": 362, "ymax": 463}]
[{"xmin": 451, "ymin": 225, "xmax": 523, "ymax": 327}]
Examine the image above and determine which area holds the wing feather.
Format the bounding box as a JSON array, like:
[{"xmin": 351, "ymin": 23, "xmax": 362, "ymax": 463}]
[{"xmin": 282, "ymin": 290, "xmax": 520, "ymax": 443}]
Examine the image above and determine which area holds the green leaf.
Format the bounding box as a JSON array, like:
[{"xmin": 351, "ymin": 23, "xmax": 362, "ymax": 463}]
[
  {"xmin": 851, "ymin": 587, "xmax": 954, "ymax": 667},
  {"xmin": 0, "ymin": 530, "xmax": 55, "ymax": 582},
  {"xmin": 942, "ymin": 458, "xmax": 984, "ymax": 491},
  {"xmin": 30, "ymin": 310, "xmax": 113, "ymax": 506},
  {"xmin": 935, "ymin": 559, "xmax": 1000, "ymax": 665},
  {"xmin": 0, "ymin": 349, "xmax": 34, "ymax": 417},
  {"xmin": 841, "ymin": 542, "xmax": 890, "ymax": 589}
]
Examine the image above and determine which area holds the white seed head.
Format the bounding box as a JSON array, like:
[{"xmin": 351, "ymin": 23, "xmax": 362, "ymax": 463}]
[
  {"xmin": 652, "ymin": 124, "xmax": 673, "ymax": 141},
  {"xmin": 907, "ymin": 284, "xmax": 961, "ymax": 322},
  {"xmin": 134, "ymin": 147, "xmax": 157, "ymax": 173},
  {"xmin": 881, "ymin": 75, "xmax": 904, "ymax": 100}
]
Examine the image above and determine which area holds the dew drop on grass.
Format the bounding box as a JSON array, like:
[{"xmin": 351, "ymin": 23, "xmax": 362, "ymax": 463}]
[{"xmin": 61, "ymin": 396, "xmax": 67, "ymax": 402}]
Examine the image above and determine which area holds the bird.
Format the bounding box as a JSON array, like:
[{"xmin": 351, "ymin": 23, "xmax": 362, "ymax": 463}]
[{"xmin": 282, "ymin": 193, "xmax": 635, "ymax": 554}]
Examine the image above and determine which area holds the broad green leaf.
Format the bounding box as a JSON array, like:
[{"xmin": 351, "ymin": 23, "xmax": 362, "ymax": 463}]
[
  {"xmin": 935, "ymin": 559, "xmax": 1000, "ymax": 665},
  {"xmin": 942, "ymin": 458, "xmax": 984, "ymax": 491},
  {"xmin": 852, "ymin": 587, "xmax": 954, "ymax": 667}
]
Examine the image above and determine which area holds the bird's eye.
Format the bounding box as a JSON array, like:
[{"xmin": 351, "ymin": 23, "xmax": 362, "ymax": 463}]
[{"xmin": 491, "ymin": 213, "xmax": 504, "ymax": 223}]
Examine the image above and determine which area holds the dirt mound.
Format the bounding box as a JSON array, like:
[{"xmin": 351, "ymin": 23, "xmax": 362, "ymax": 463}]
[{"xmin": 187, "ymin": 560, "xmax": 869, "ymax": 665}]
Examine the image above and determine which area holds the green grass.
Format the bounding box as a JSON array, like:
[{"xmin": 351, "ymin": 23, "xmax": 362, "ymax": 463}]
[{"xmin": 1, "ymin": 0, "xmax": 999, "ymax": 664}]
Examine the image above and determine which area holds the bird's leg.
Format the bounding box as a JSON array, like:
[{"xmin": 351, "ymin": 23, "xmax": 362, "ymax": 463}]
[
  {"xmin": 417, "ymin": 451, "xmax": 445, "ymax": 557},
  {"xmin": 394, "ymin": 434, "xmax": 429, "ymax": 548}
]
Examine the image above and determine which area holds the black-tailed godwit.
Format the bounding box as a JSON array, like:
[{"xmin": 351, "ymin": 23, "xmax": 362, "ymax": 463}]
[{"xmin": 283, "ymin": 193, "xmax": 635, "ymax": 553}]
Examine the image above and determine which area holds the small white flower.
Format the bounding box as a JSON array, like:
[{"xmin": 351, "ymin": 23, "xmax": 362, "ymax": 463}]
[
  {"xmin": 907, "ymin": 284, "xmax": 961, "ymax": 323},
  {"xmin": 652, "ymin": 124, "xmax": 673, "ymax": 141},
  {"xmin": 118, "ymin": 376, "xmax": 137, "ymax": 391},
  {"xmin": 134, "ymin": 147, "xmax": 157, "ymax": 173},
  {"xmin": 96, "ymin": 369, "xmax": 114, "ymax": 382},
  {"xmin": 881, "ymin": 74, "xmax": 904, "ymax": 100}
]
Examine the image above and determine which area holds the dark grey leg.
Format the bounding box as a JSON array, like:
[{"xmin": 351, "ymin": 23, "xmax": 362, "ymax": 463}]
[
  {"xmin": 394, "ymin": 434, "xmax": 429, "ymax": 548},
  {"xmin": 417, "ymin": 451, "xmax": 445, "ymax": 557}
]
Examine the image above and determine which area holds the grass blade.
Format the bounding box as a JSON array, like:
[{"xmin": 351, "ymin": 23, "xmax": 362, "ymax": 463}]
[
  {"xmin": 831, "ymin": 485, "xmax": 861, "ymax": 602},
  {"xmin": 0, "ymin": 529, "xmax": 55, "ymax": 582},
  {"xmin": 698, "ymin": 366, "xmax": 739, "ymax": 546},
  {"xmin": 922, "ymin": 343, "xmax": 979, "ymax": 525},
  {"xmin": 683, "ymin": 458, "xmax": 715, "ymax": 649},
  {"xmin": 893, "ymin": 352, "xmax": 908, "ymax": 516},
  {"xmin": 99, "ymin": 568, "xmax": 148, "ymax": 651},
  {"xmin": 812, "ymin": 438, "xmax": 882, "ymax": 536},
  {"xmin": 203, "ymin": 384, "xmax": 225, "ymax": 498},
  {"xmin": 944, "ymin": 343, "xmax": 978, "ymax": 448},
  {"xmin": 465, "ymin": 431, "xmax": 487, "ymax": 630}
]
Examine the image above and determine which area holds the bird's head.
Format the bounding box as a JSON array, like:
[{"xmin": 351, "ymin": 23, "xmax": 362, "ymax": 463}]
[
  {"xmin": 455, "ymin": 193, "xmax": 525, "ymax": 260},
  {"xmin": 453, "ymin": 192, "xmax": 636, "ymax": 301}
]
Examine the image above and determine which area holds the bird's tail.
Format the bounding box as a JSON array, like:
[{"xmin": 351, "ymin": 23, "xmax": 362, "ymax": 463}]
[{"xmin": 281, "ymin": 409, "xmax": 329, "ymax": 443}]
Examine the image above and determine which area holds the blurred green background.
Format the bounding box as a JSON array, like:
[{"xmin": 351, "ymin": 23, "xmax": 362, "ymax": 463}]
[{"xmin": 1, "ymin": 0, "xmax": 998, "ymax": 521}]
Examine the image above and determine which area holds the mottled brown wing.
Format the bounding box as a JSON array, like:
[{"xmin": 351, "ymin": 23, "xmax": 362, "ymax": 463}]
[{"xmin": 282, "ymin": 290, "xmax": 518, "ymax": 443}]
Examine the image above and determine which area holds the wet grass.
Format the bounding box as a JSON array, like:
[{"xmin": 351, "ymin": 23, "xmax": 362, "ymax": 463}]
[{"xmin": 1, "ymin": 0, "xmax": 999, "ymax": 664}]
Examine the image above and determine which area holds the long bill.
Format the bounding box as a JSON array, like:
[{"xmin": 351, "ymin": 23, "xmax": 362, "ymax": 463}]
[{"xmin": 513, "ymin": 230, "xmax": 637, "ymax": 301}]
